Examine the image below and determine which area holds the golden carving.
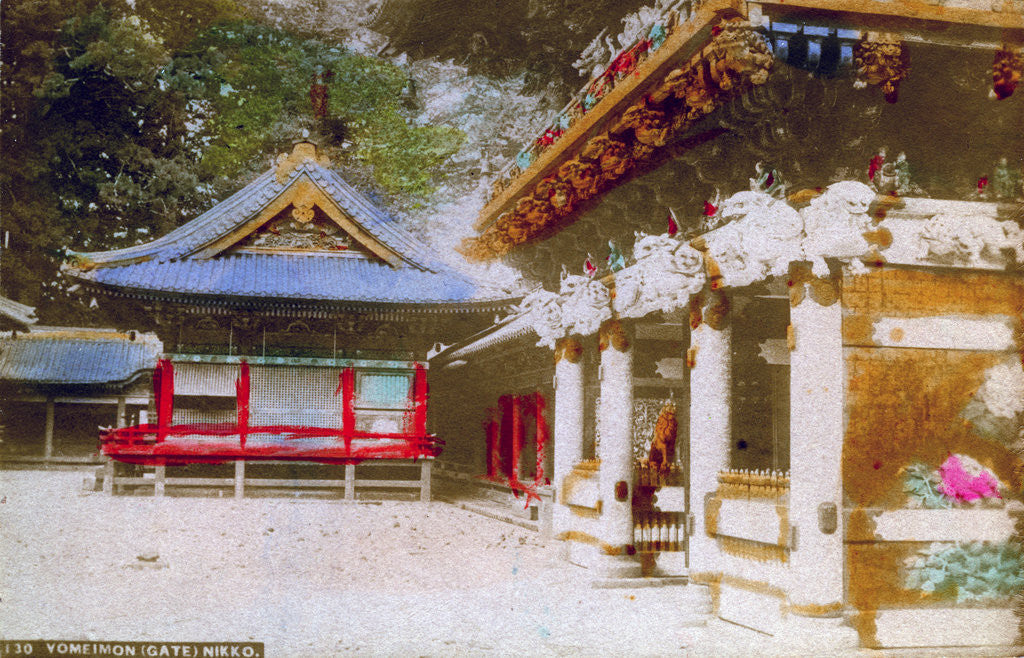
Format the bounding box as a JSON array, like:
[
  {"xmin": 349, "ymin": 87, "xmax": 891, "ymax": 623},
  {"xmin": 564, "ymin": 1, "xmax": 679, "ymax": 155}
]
[
  {"xmin": 291, "ymin": 200, "xmax": 315, "ymax": 223},
  {"xmin": 598, "ymin": 318, "xmax": 630, "ymax": 352},
  {"xmin": 469, "ymin": 21, "xmax": 775, "ymax": 261},
  {"xmin": 554, "ymin": 336, "xmax": 584, "ymax": 364},
  {"xmin": 275, "ymin": 140, "xmax": 331, "ymax": 184},
  {"xmin": 787, "ymin": 324, "xmax": 796, "ymax": 351},
  {"xmin": 789, "ymin": 262, "xmax": 840, "ymax": 307},
  {"xmin": 558, "ymin": 158, "xmax": 601, "ymax": 201},
  {"xmin": 706, "ymin": 19, "xmax": 774, "ymax": 92},
  {"xmin": 993, "ymin": 47, "xmax": 1022, "ymax": 100},
  {"xmin": 647, "ymin": 400, "xmax": 678, "ymax": 471},
  {"xmin": 705, "ymin": 290, "xmax": 730, "ymax": 330},
  {"xmin": 596, "ymin": 137, "xmax": 634, "ymax": 185},
  {"xmin": 614, "ymin": 99, "xmax": 672, "ymax": 147},
  {"xmin": 854, "ymin": 33, "xmax": 908, "ymax": 103},
  {"xmin": 535, "ymin": 174, "xmax": 576, "ymax": 216}
]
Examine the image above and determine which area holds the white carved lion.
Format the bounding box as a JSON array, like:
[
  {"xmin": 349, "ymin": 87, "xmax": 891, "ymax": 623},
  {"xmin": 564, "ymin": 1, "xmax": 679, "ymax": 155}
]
[
  {"xmin": 917, "ymin": 214, "xmax": 1024, "ymax": 267},
  {"xmin": 613, "ymin": 233, "xmax": 706, "ymax": 318},
  {"xmin": 800, "ymin": 181, "xmax": 877, "ymax": 276},
  {"xmin": 559, "ymin": 270, "xmax": 612, "ymax": 337},
  {"xmin": 516, "ymin": 288, "xmax": 564, "ymax": 349},
  {"xmin": 705, "ymin": 190, "xmax": 806, "ymax": 286}
]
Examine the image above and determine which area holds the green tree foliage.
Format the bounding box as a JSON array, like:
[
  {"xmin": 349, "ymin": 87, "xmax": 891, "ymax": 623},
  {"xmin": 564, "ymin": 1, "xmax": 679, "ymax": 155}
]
[
  {"xmin": 167, "ymin": 21, "xmax": 464, "ymax": 197},
  {"xmin": 1, "ymin": 4, "xmax": 464, "ymax": 322}
]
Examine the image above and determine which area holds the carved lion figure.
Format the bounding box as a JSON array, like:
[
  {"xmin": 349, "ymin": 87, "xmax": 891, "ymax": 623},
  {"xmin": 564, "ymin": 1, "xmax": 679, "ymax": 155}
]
[
  {"xmin": 706, "ymin": 20, "xmax": 774, "ymax": 91},
  {"xmin": 613, "ymin": 233, "xmax": 706, "ymax": 318},
  {"xmin": 559, "ymin": 269, "xmax": 612, "ymax": 337},
  {"xmin": 800, "ymin": 181, "xmax": 877, "ymax": 276},
  {"xmin": 918, "ymin": 214, "xmax": 1024, "ymax": 267},
  {"xmin": 535, "ymin": 175, "xmax": 577, "ymax": 216},
  {"xmin": 616, "ymin": 101, "xmax": 672, "ymax": 147},
  {"xmin": 702, "ymin": 189, "xmax": 805, "ymax": 286},
  {"xmin": 558, "ymin": 158, "xmax": 601, "ymax": 201},
  {"xmin": 516, "ymin": 288, "xmax": 564, "ymax": 348}
]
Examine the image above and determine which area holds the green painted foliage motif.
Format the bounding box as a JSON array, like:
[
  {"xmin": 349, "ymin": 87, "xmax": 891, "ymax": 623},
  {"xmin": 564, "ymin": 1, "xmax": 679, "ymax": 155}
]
[{"xmin": 905, "ymin": 542, "xmax": 1024, "ymax": 603}]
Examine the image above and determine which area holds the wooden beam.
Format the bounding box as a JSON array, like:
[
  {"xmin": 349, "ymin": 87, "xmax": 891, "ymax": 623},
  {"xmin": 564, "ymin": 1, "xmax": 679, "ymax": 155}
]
[
  {"xmin": 420, "ymin": 459, "xmax": 432, "ymax": 503},
  {"xmin": 754, "ymin": 0, "xmax": 1024, "ymax": 31}
]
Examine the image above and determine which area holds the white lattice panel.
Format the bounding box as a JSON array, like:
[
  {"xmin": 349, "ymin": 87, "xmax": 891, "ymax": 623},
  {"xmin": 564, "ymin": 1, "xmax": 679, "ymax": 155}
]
[
  {"xmin": 250, "ymin": 365, "xmax": 341, "ymax": 426},
  {"xmin": 173, "ymin": 408, "xmax": 235, "ymax": 425},
  {"xmin": 173, "ymin": 363, "xmax": 237, "ymax": 396}
]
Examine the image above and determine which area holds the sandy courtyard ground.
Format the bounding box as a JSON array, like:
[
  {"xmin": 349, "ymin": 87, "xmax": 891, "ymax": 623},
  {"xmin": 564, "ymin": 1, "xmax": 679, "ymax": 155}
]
[{"xmin": 0, "ymin": 469, "xmax": 748, "ymax": 657}]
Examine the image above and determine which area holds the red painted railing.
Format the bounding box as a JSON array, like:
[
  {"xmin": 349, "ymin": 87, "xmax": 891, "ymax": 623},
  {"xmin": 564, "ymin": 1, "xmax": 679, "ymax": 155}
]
[{"xmin": 100, "ymin": 359, "xmax": 440, "ymax": 466}]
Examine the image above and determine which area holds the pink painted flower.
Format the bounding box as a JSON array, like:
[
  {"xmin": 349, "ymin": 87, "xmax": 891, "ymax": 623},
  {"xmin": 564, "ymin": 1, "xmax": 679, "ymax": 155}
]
[{"xmin": 937, "ymin": 454, "xmax": 1002, "ymax": 503}]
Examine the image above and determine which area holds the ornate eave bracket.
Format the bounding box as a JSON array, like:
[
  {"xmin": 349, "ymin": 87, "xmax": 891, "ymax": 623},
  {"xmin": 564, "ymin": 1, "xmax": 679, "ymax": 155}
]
[{"xmin": 460, "ymin": 18, "xmax": 775, "ymax": 263}]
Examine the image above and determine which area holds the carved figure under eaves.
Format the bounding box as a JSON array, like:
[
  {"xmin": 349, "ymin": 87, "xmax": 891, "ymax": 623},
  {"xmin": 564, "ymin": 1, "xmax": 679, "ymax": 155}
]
[
  {"xmin": 706, "ymin": 19, "xmax": 774, "ymax": 92},
  {"xmin": 991, "ymin": 157, "xmax": 1022, "ymax": 200},
  {"xmin": 516, "ymin": 288, "xmax": 564, "ymax": 349},
  {"xmin": 652, "ymin": 66, "xmax": 690, "ymax": 104},
  {"xmin": 680, "ymin": 62, "xmax": 719, "ymax": 118},
  {"xmin": 704, "ymin": 190, "xmax": 805, "ymax": 287},
  {"xmin": 535, "ymin": 175, "xmax": 576, "ymax": 216},
  {"xmin": 497, "ymin": 213, "xmax": 532, "ymax": 245},
  {"xmin": 591, "ymin": 136, "xmax": 633, "ymax": 184},
  {"xmin": 514, "ymin": 195, "xmax": 554, "ymax": 233},
  {"xmin": 615, "ymin": 100, "xmax": 672, "ymax": 147},
  {"xmin": 800, "ymin": 181, "xmax": 877, "ymax": 276},
  {"xmin": 992, "ymin": 48, "xmax": 1022, "ymax": 101},
  {"xmin": 558, "ymin": 158, "xmax": 601, "ymax": 201},
  {"xmin": 853, "ymin": 34, "xmax": 907, "ymax": 103}
]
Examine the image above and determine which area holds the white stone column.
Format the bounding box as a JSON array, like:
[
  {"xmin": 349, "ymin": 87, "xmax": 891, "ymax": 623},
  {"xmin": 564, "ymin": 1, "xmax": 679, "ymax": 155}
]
[
  {"xmin": 688, "ymin": 297, "xmax": 732, "ymax": 580},
  {"xmin": 784, "ymin": 282, "xmax": 858, "ymax": 647},
  {"xmin": 552, "ymin": 336, "xmax": 585, "ymax": 538},
  {"xmin": 595, "ymin": 319, "xmax": 639, "ymax": 577}
]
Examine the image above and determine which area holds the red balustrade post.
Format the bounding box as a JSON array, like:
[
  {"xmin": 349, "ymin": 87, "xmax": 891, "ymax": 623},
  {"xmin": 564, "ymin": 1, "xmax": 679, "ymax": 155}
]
[
  {"xmin": 340, "ymin": 367, "xmax": 355, "ymax": 454},
  {"xmin": 412, "ymin": 363, "xmax": 428, "ymax": 437},
  {"xmin": 153, "ymin": 358, "xmax": 174, "ymax": 443},
  {"xmin": 236, "ymin": 360, "xmax": 250, "ymax": 448},
  {"xmin": 510, "ymin": 394, "xmax": 522, "ymax": 487},
  {"xmin": 535, "ymin": 391, "xmax": 548, "ymax": 486}
]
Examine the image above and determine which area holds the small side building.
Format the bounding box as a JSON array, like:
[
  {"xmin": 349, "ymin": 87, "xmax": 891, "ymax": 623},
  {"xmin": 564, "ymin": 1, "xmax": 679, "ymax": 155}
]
[{"xmin": 0, "ymin": 327, "xmax": 162, "ymax": 464}]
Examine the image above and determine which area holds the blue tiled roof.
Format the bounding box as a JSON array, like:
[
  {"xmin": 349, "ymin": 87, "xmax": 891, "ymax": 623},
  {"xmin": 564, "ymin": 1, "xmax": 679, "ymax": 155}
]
[
  {"xmin": 64, "ymin": 144, "xmax": 513, "ymax": 308},
  {"xmin": 83, "ymin": 252, "xmax": 490, "ymax": 305},
  {"xmin": 0, "ymin": 329, "xmax": 162, "ymax": 385}
]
